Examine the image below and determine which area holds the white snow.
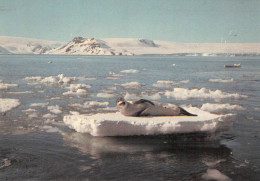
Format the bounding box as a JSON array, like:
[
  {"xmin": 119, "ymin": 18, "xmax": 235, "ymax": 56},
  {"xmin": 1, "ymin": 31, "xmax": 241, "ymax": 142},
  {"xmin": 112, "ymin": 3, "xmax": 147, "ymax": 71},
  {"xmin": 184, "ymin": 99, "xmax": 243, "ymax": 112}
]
[
  {"xmin": 0, "ymin": 80, "xmax": 18, "ymax": 90},
  {"xmin": 165, "ymin": 88, "xmax": 248, "ymax": 100},
  {"xmin": 0, "ymin": 98, "xmax": 20, "ymax": 113},
  {"xmin": 201, "ymin": 169, "xmax": 231, "ymax": 181},
  {"xmin": 201, "ymin": 103, "xmax": 245, "ymax": 114},
  {"xmin": 1, "ymin": 36, "xmax": 260, "ymax": 55},
  {"xmin": 0, "ymin": 36, "xmax": 64, "ymax": 54},
  {"xmin": 7, "ymin": 91, "xmax": 34, "ymax": 94},
  {"xmin": 121, "ymin": 82, "xmax": 144, "ymax": 89},
  {"xmin": 120, "ymin": 69, "xmax": 139, "ymax": 73},
  {"xmin": 63, "ymin": 106, "xmax": 235, "ymax": 136},
  {"xmin": 209, "ymin": 78, "xmax": 234, "ymax": 83}
]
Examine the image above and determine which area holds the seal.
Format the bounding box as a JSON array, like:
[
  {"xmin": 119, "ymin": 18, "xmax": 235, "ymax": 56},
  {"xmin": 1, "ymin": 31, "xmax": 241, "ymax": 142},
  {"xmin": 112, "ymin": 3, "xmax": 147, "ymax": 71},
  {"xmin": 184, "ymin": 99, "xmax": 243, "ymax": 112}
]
[{"xmin": 116, "ymin": 97, "xmax": 197, "ymax": 117}]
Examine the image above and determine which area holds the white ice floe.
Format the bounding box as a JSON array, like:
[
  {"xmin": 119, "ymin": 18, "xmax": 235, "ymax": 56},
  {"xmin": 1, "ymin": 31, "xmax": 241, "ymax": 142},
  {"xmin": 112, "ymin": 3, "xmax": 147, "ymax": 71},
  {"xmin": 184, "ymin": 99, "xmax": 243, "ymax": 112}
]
[
  {"xmin": 201, "ymin": 103, "xmax": 245, "ymax": 114},
  {"xmin": 201, "ymin": 169, "xmax": 231, "ymax": 181},
  {"xmin": 121, "ymin": 82, "xmax": 144, "ymax": 89},
  {"xmin": 24, "ymin": 74, "xmax": 86, "ymax": 85},
  {"xmin": 0, "ymin": 80, "xmax": 18, "ymax": 90},
  {"xmin": 153, "ymin": 80, "xmax": 189, "ymax": 88},
  {"xmin": 120, "ymin": 69, "xmax": 139, "ymax": 73},
  {"xmin": 30, "ymin": 102, "xmax": 49, "ymax": 107},
  {"xmin": 165, "ymin": 88, "xmax": 248, "ymax": 100},
  {"xmin": 209, "ymin": 78, "xmax": 234, "ymax": 83},
  {"xmin": 0, "ymin": 98, "xmax": 20, "ymax": 113},
  {"xmin": 7, "ymin": 91, "xmax": 34, "ymax": 94},
  {"xmin": 70, "ymin": 101, "xmax": 109, "ymax": 109},
  {"xmin": 47, "ymin": 105, "xmax": 62, "ymax": 114},
  {"xmin": 96, "ymin": 92, "xmax": 115, "ymax": 98},
  {"xmin": 153, "ymin": 80, "xmax": 178, "ymax": 88},
  {"xmin": 63, "ymin": 84, "xmax": 91, "ymax": 96},
  {"xmin": 63, "ymin": 106, "xmax": 235, "ymax": 136}
]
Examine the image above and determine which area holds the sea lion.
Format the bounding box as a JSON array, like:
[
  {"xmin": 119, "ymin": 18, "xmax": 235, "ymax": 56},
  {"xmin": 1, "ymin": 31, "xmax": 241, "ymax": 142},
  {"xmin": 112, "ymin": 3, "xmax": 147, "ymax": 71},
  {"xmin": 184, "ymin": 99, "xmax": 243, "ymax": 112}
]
[{"xmin": 116, "ymin": 97, "xmax": 197, "ymax": 117}]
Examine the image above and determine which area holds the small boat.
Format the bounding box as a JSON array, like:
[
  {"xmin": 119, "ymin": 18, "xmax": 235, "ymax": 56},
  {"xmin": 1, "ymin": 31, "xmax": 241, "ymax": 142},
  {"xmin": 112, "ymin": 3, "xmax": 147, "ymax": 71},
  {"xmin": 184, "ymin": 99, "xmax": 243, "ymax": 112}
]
[{"xmin": 224, "ymin": 63, "xmax": 241, "ymax": 68}]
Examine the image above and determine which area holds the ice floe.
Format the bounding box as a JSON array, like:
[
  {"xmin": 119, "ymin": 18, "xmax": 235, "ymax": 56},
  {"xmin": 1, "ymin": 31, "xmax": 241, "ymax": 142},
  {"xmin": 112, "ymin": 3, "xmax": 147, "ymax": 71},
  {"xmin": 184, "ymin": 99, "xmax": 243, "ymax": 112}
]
[
  {"xmin": 153, "ymin": 80, "xmax": 178, "ymax": 88},
  {"xmin": 63, "ymin": 106, "xmax": 235, "ymax": 136},
  {"xmin": 70, "ymin": 101, "xmax": 109, "ymax": 109},
  {"xmin": 121, "ymin": 81, "xmax": 144, "ymax": 89},
  {"xmin": 24, "ymin": 74, "xmax": 86, "ymax": 85},
  {"xmin": 201, "ymin": 169, "xmax": 231, "ymax": 181},
  {"xmin": 7, "ymin": 91, "xmax": 34, "ymax": 94},
  {"xmin": 30, "ymin": 102, "xmax": 49, "ymax": 107},
  {"xmin": 153, "ymin": 80, "xmax": 189, "ymax": 88},
  {"xmin": 63, "ymin": 84, "xmax": 91, "ymax": 96},
  {"xmin": 0, "ymin": 98, "xmax": 20, "ymax": 113},
  {"xmin": 0, "ymin": 80, "xmax": 18, "ymax": 90},
  {"xmin": 201, "ymin": 103, "xmax": 245, "ymax": 114},
  {"xmin": 120, "ymin": 69, "xmax": 139, "ymax": 73},
  {"xmin": 47, "ymin": 105, "xmax": 62, "ymax": 114},
  {"xmin": 165, "ymin": 88, "xmax": 248, "ymax": 100},
  {"xmin": 209, "ymin": 78, "xmax": 234, "ymax": 83},
  {"xmin": 96, "ymin": 92, "xmax": 115, "ymax": 99}
]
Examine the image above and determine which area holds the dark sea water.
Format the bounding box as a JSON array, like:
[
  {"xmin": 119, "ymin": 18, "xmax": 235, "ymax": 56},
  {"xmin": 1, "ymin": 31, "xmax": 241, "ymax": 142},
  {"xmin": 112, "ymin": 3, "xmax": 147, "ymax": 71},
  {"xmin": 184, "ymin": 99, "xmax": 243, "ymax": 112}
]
[{"xmin": 0, "ymin": 55, "xmax": 260, "ymax": 180}]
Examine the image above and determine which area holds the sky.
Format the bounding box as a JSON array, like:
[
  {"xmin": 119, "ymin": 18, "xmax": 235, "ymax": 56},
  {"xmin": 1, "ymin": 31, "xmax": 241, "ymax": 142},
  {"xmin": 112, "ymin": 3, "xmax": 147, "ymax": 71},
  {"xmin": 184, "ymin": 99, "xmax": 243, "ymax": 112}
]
[{"xmin": 0, "ymin": 0, "xmax": 259, "ymax": 43}]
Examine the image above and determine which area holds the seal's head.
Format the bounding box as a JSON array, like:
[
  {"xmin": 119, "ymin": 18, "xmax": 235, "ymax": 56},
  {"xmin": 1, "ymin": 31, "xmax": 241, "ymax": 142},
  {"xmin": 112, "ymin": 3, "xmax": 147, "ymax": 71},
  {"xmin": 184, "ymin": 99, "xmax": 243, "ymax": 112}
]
[{"xmin": 116, "ymin": 97, "xmax": 126, "ymax": 109}]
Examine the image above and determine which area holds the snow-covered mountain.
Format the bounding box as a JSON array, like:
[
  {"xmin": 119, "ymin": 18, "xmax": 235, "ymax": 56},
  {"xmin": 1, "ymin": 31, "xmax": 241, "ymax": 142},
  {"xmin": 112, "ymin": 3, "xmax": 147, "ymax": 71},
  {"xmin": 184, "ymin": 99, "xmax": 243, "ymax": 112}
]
[
  {"xmin": 47, "ymin": 37, "xmax": 134, "ymax": 55},
  {"xmin": 0, "ymin": 36, "xmax": 64, "ymax": 54},
  {"xmin": 1, "ymin": 36, "xmax": 259, "ymax": 56}
]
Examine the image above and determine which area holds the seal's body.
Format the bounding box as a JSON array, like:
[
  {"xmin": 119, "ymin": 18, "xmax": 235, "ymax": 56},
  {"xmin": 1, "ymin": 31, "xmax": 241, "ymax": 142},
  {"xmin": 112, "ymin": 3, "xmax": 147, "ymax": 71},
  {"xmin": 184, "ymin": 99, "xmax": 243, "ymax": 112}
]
[{"xmin": 116, "ymin": 97, "xmax": 197, "ymax": 117}]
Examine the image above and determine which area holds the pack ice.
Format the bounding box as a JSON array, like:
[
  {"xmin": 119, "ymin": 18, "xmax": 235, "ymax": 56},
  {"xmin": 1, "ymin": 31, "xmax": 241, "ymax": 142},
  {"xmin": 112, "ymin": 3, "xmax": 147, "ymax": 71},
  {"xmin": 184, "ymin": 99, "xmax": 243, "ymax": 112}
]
[{"xmin": 63, "ymin": 107, "xmax": 235, "ymax": 136}]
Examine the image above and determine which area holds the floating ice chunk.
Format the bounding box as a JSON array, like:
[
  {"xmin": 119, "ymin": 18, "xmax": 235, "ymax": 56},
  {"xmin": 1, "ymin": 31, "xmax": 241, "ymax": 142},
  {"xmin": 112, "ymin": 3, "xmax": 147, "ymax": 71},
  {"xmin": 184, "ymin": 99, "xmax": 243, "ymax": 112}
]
[
  {"xmin": 120, "ymin": 69, "xmax": 139, "ymax": 73},
  {"xmin": 179, "ymin": 80, "xmax": 190, "ymax": 84},
  {"xmin": 165, "ymin": 88, "xmax": 248, "ymax": 100},
  {"xmin": 7, "ymin": 91, "xmax": 34, "ymax": 94},
  {"xmin": 124, "ymin": 92, "xmax": 140, "ymax": 100},
  {"xmin": 172, "ymin": 64, "xmax": 176, "ymax": 66},
  {"xmin": 0, "ymin": 98, "xmax": 20, "ymax": 113},
  {"xmin": 48, "ymin": 105, "xmax": 62, "ymax": 114},
  {"xmin": 70, "ymin": 101, "xmax": 109, "ymax": 109},
  {"xmin": 0, "ymin": 80, "xmax": 18, "ymax": 90},
  {"xmin": 63, "ymin": 89, "xmax": 87, "ymax": 96},
  {"xmin": 22, "ymin": 108, "xmax": 37, "ymax": 113},
  {"xmin": 63, "ymin": 106, "xmax": 235, "ymax": 136},
  {"xmin": 201, "ymin": 169, "xmax": 231, "ymax": 181},
  {"xmin": 30, "ymin": 102, "xmax": 49, "ymax": 107},
  {"xmin": 24, "ymin": 74, "xmax": 86, "ymax": 86},
  {"xmin": 153, "ymin": 80, "xmax": 178, "ymax": 88},
  {"xmin": 201, "ymin": 103, "xmax": 245, "ymax": 114},
  {"xmin": 121, "ymin": 82, "xmax": 144, "ymax": 89},
  {"xmin": 96, "ymin": 92, "xmax": 115, "ymax": 98},
  {"xmin": 109, "ymin": 71, "xmax": 124, "ymax": 77},
  {"xmin": 209, "ymin": 78, "xmax": 234, "ymax": 83},
  {"xmin": 66, "ymin": 84, "xmax": 91, "ymax": 91}
]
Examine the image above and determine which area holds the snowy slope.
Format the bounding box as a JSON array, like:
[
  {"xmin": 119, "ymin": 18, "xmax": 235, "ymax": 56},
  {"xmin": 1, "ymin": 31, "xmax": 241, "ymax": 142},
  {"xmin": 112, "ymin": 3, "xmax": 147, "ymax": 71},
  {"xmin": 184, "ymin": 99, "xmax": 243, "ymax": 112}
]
[
  {"xmin": 103, "ymin": 38, "xmax": 260, "ymax": 55},
  {"xmin": 1, "ymin": 36, "xmax": 260, "ymax": 55},
  {"xmin": 47, "ymin": 37, "xmax": 134, "ymax": 55},
  {"xmin": 0, "ymin": 36, "xmax": 64, "ymax": 54}
]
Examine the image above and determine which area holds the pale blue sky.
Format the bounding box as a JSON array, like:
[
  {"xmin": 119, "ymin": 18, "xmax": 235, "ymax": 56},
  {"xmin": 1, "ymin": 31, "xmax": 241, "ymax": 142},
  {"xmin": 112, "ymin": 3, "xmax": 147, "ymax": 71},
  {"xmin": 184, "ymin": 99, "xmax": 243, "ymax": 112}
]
[{"xmin": 0, "ymin": 0, "xmax": 259, "ymax": 42}]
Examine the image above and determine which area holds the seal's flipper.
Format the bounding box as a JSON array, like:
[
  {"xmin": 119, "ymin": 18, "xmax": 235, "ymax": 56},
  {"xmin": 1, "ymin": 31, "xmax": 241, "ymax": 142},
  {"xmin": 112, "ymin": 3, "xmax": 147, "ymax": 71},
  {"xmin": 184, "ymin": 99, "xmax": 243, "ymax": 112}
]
[{"xmin": 179, "ymin": 107, "xmax": 197, "ymax": 116}]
